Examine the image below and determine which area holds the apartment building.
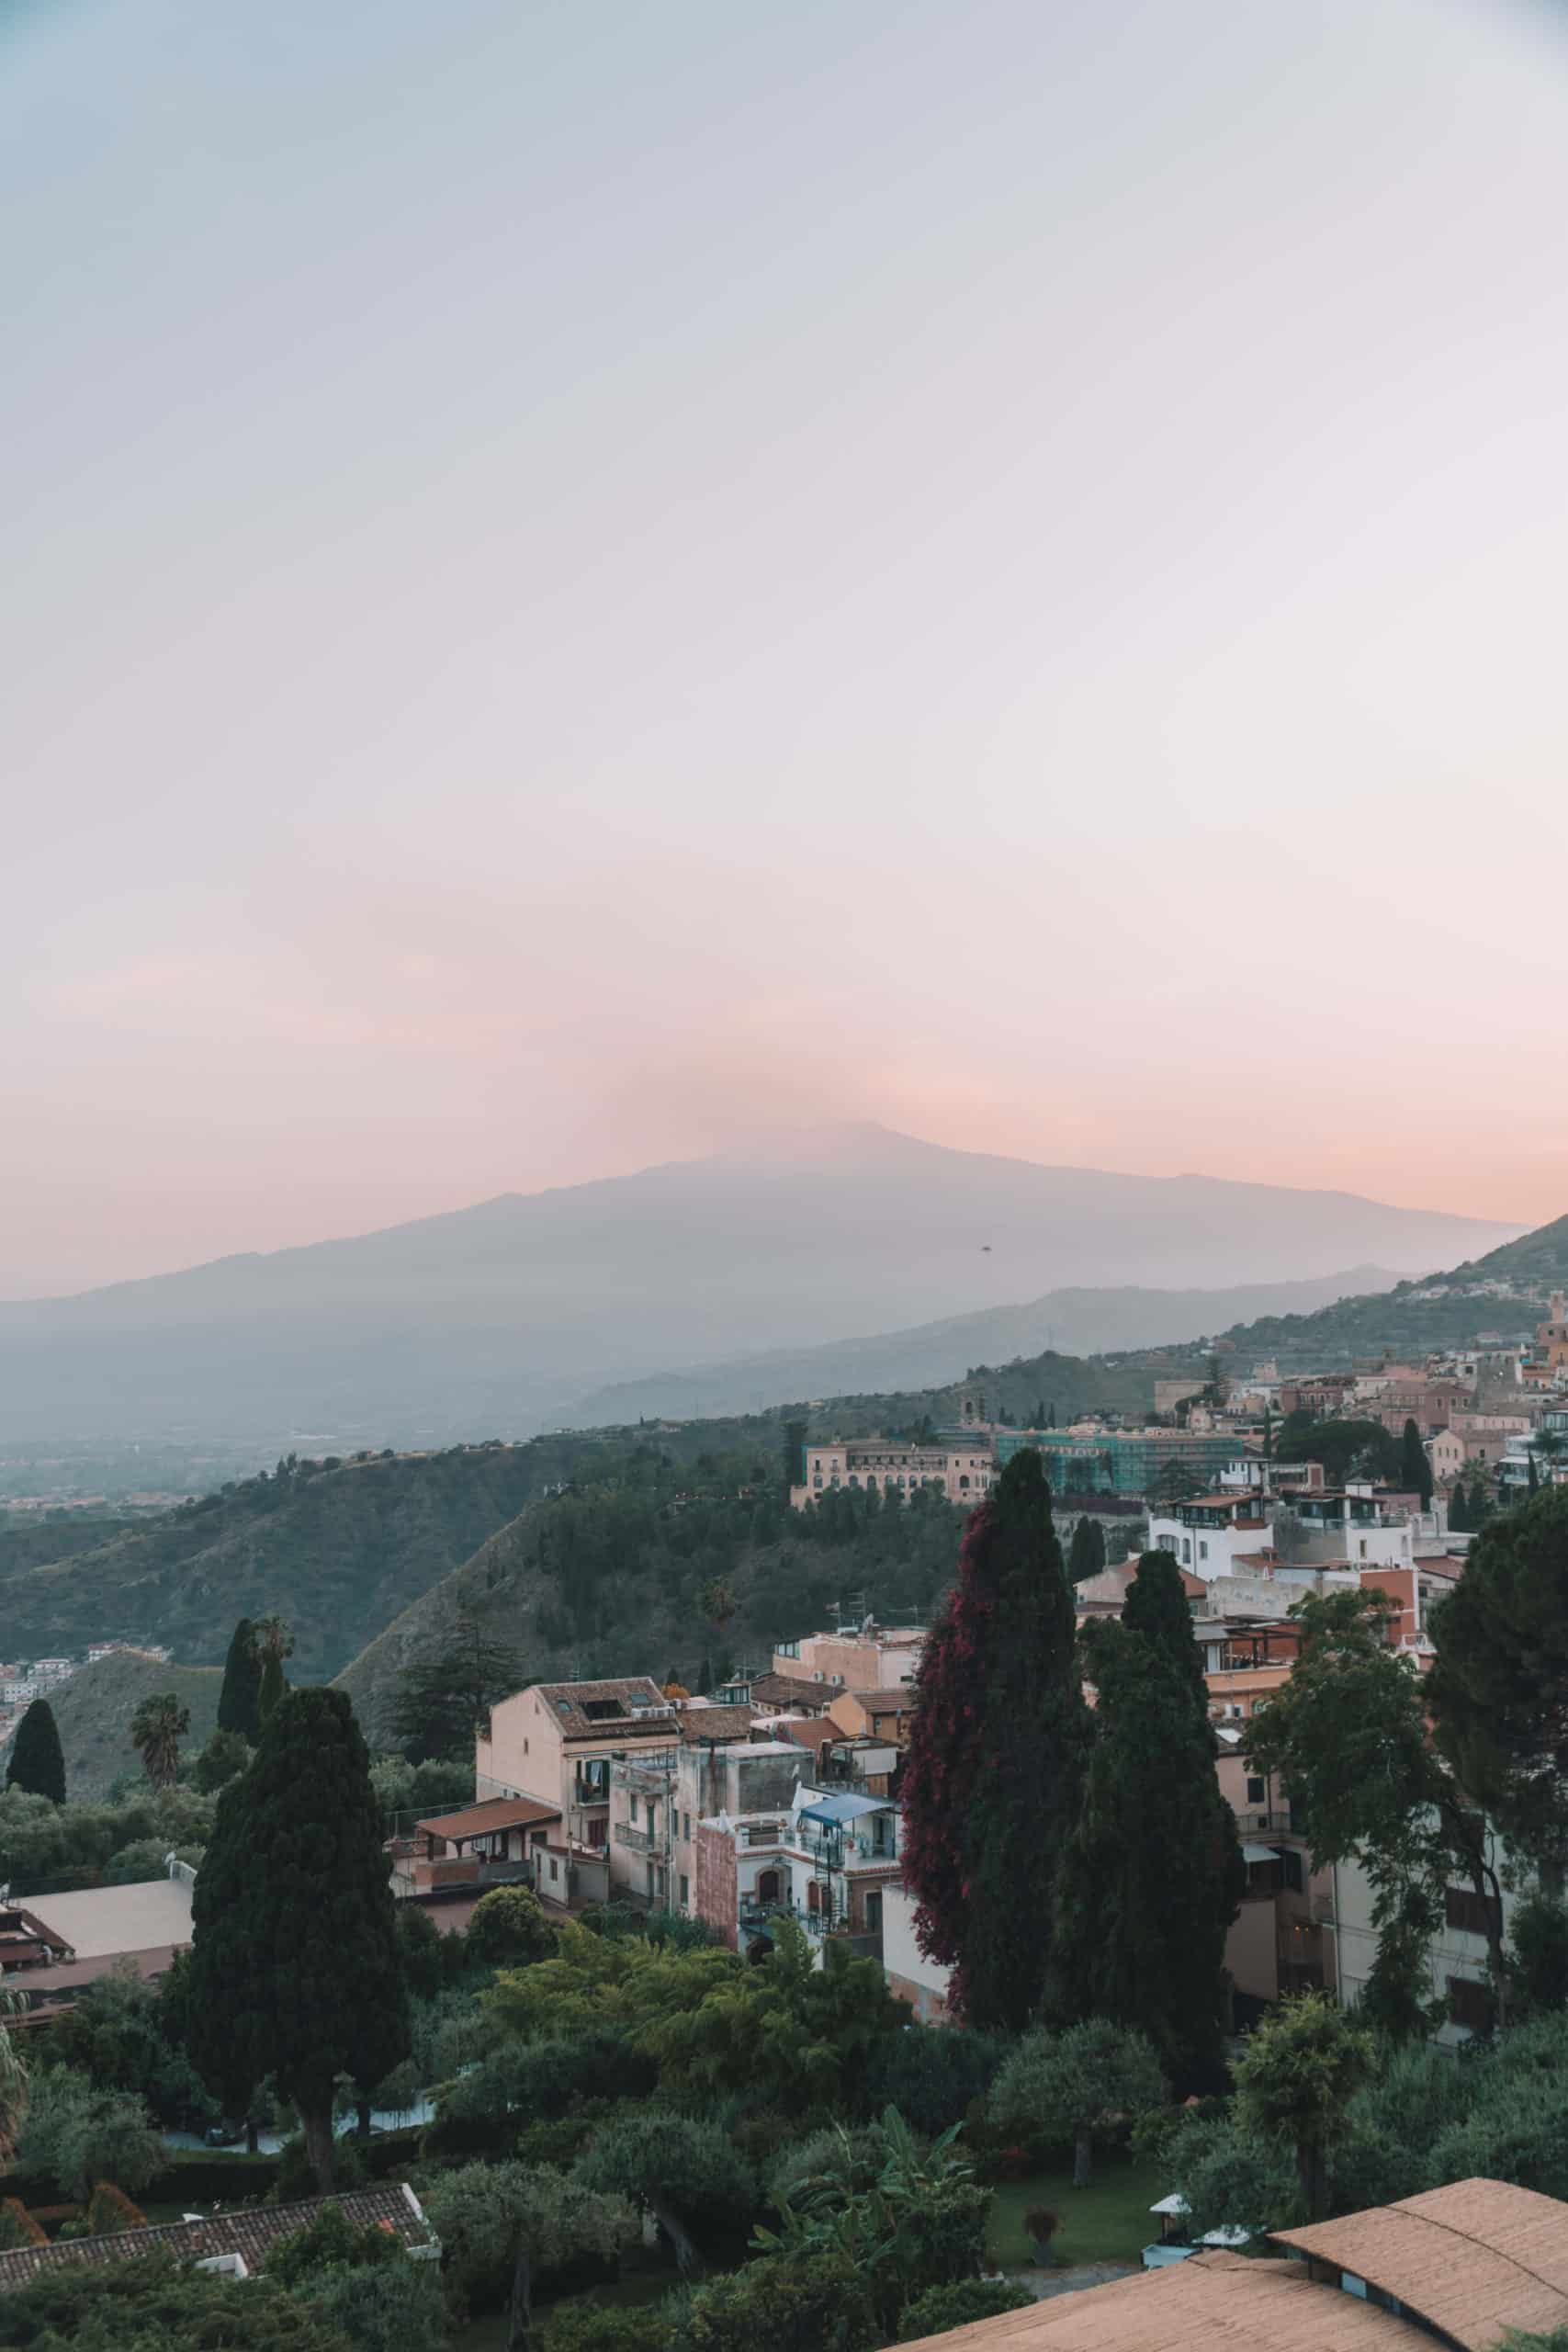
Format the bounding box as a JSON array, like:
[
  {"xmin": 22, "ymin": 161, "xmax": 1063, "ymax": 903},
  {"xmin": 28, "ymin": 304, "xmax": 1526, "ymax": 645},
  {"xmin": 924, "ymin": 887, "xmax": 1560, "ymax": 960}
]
[
  {"xmin": 694, "ymin": 1782, "xmax": 902, "ymax": 1956},
  {"xmin": 770, "ymin": 1621, "xmax": 924, "ymax": 1690},
  {"xmin": 476, "ymin": 1679, "xmax": 682, "ymax": 1905},
  {"xmin": 792, "ymin": 1436, "xmax": 995, "ymax": 1510},
  {"xmin": 1215, "ymin": 1736, "xmax": 1335, "ymax": 2010}
]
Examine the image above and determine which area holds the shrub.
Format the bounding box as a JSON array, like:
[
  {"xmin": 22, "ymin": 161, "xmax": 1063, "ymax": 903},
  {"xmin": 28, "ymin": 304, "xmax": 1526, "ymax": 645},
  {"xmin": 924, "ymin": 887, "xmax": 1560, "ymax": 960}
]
[
  {"xmin": 896, "ymin": 2278, "xmax": 1035, "ymax": 2338},
  {"xmin": 271, "ymin": 2130, "xmax": 367, "ymax": 2205},
  {"xmin": 296, "ymin": 2258, "xmax": 449, "ymax": 2352},
  {"xmin": 265, "ymin": 2195, "xmax": 405, "ymax": 2285},
  {"xmin": 867, "ymin": 2026, "xmax": 1010, "ymax": 2139},
  {"xmin": 0, "ymin": 2199, "xmax": 47, "ymax": 2251},
  {"xmin": 84, "ymin": 2180, "xmax": 149, "ymax": 2235},
  {"xmin": 466, "ymin": 1883, "xmax": 558, "ymax": 1967},
  {"xmin": 540, "ymin": 2299, "xmax": 679, "ymax": 2352},
  {"xmin": 676, "ymin": 2251, "xmax": 876, "ymax": 2352},
  {"xmin": 766, "ymin": 2125, "xmax": 886, "ymax": 2212},
  {"xmin": 16, "ymin": 2068, "xmax": 164, "ymax": 2201}
]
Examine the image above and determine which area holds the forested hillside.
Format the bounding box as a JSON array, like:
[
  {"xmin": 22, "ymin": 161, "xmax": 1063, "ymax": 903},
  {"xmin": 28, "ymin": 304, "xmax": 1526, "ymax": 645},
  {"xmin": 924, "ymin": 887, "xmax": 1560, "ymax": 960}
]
[
  {"xmin": 1209, "ymin": 1208, "xmax": 1568, "ymax": 1370},
  {"xmin": 337, "ymin": 1446, "xmax": 968, "ymax": 1742},
  {"xmin": 0, "ymin": 1344, "xmax": 1162, "ymax": 1672},
  {"xmin": 0, "ymin": 1442, "xmax": 581, "ymax": 1676},
  {"xmin": 45, "ymin": 1653, "xmax": 223, "ymax": 1801}
]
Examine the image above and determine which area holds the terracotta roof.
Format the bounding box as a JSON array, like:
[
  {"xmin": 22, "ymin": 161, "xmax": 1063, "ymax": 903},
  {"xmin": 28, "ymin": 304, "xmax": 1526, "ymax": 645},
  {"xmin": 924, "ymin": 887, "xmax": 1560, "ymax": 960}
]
[
  {"xmin": 417, "ymin": 1795, "xmax": 559, "ymax": 1842},
  {"xmin": 1272, "ymin": 2177, "xmax": 1568, "ymax": 2349},
  {"xmin": 534, "ymin": 1679, "xmax": 678, "ymax": 1737},
  {"xmin": 749, "ymin": 1673, "xmax": 833, "ymax": 1713},
  {"xmin": 679, "ymin": 1706, "xmax": 757, "ymax": 1744},
  {"xmin": 0, "ymin": 2185, "xmax": 437, "ymax": 2290},
  {"xmin": 895, "ymin": 2249, "xmax": 1433, "ymax": 2350}
]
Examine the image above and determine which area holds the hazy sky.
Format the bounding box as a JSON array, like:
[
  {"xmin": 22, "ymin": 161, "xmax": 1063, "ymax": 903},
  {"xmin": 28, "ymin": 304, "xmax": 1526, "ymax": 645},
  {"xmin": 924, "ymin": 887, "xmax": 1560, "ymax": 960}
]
[{"xmin": 6, "ymin": 0, "xmax": 1568, "ymax": 1294}]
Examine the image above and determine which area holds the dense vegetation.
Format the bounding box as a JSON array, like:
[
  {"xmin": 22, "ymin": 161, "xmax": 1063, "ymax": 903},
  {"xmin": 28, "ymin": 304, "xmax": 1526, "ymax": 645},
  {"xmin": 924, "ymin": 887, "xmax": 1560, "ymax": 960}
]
[
  {"xmin": 339, "ymin": 1455, "xmax": 967, "ymax": 1740},
  {"xmin": 0, "ymin": 1442, "xmax": 604, "ymax": 1676}
]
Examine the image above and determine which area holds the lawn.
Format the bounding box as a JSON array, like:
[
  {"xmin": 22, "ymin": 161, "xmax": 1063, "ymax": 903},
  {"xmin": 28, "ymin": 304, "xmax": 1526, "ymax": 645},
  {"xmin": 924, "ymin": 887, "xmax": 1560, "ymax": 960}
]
[{"xmin": 987, "ymin": 2154, "xmax": 1168, "ymax": 2269}]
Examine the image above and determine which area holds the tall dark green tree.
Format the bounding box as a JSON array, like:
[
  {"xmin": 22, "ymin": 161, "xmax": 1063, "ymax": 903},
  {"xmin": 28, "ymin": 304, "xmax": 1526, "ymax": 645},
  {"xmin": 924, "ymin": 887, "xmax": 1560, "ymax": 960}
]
[
  {"xmin": 217, "ymin": 1619, "xmax": 263, "ymax": 1742},
  {"xmin": 1400, "ymin": 1419, "xmax": 1434, "ymax": 1508},
  {"xmin": 187, "ymin": 1687, "xmax": 410, "ymax": 2188},
  {"xmin": 1122, "ymin": 1548, "xmax": 1204, "ymax": 1699},
  {"xmin": 1066, "ymin": 1515, "xmax": 1106, "ymax": 1585},
  {"xmin": 900, "ymin": 1452, "xmax": 1089, "ymax": 2029},
  {"xmin": 6, "ymin": 1699, "xmax": 65, "ymax": 1804},
  {"xmin": 385, "ymin": 1615, "xmax": 525, "ymax": 1759},
  {"xmin": 1429, "ymin": 1487, "xmax": 1568, "ymax": 1885},
  {"xmin": 1052, "ymin": 1554, "xmax": 1243, "ymax": 2086}
]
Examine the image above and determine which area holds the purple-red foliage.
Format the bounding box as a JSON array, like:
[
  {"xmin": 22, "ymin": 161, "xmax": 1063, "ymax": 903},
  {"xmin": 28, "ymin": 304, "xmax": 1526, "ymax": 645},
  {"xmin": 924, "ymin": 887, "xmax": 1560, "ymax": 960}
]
[{"xmin": 901, "ymin": 1501, "xmax": 1005, "ymax": 1997}]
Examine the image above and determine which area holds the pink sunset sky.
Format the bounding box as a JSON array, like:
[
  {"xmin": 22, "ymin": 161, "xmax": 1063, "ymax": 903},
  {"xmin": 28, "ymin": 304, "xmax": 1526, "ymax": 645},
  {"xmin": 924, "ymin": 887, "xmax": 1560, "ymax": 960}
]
[{"xmin": 6, "ymin": 0, "xmax": 1568, "ymax": 1295}]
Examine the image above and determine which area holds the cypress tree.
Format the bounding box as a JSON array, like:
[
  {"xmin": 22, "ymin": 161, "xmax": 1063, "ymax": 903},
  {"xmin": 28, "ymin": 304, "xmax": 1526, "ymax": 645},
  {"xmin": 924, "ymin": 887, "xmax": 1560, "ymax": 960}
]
[
  {"xmin": 217, "ymin": 1619, "xmax": 263, "ymax": 1742},
  {"xmin": 1052, "ymin": 1553, "xmax": 1243, "ymax": 2086},
  {"xmin": 1066, "ymin": 1515, "xmax": 1106, "ymax": 1584},
  {"xmin": 901, "ymin": 1451, "xmax": 1089, "ymax": 2029},
  {"xmin": 187, "ymin": 1688, "xmax": 409, "ymax": 2188},
  {"xmin": 1529, "ymin": 1453, "xmax": 1541, "ymax": 1497},
  {"xmin": 1122, "ymin": 1548, "xmax": 1205, "ymax": 1702},
  {"xmin": 6, "ymin": 1698, "xmax": 65, "ymax": 1804},
  {"xmin": 1449, "ymin": 1483, "xmax": 1470, "ymax": 1533},
  {"xmin": 1400, "ymin": 1419, "xmax": 1433, "ymax": 1508}
]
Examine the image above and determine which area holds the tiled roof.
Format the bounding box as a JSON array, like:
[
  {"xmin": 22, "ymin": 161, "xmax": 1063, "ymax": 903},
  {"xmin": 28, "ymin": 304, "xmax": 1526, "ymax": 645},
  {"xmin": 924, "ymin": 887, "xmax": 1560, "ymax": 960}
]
[
  {"xmin": 1272, "ymin": 2177, "xmax": 1568, "ymax": 2349},
  {"xmin": 534, "ymin": 1679, "xmax": 678, "ymax": 1737},
  {"xmin": 679, "ymin": 1706, "xmax": 757, "ymax": 1744},
  {"xmin": 417, "ymin": 1795, "xmax": 560, "ymax": 1842},
  {"xmin": 895, "ymin": 2248, "xmax": 1434, "ymax": 2350},
  {"xmin": 750, "ymin": 1673, "xmax": 833, "ymax": 1712},
  {"xmin": 0, "ymin": 2185, "xmax": 437, "ymax": 2290}
]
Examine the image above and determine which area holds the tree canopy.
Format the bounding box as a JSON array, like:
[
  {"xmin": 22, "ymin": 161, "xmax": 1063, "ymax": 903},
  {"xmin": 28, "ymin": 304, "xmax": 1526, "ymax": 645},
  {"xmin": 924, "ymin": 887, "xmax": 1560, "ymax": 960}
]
[
  {"xmin": 186, "ymin": 1687, "xmax": 410, "ymax": 2188},
  {"xmin": 1052, "ymin": 1555, "xmax": 1242, "ymax": 2085},
  {"xmin": 900, "ymin": 1452, "xmax": 1089, "ymax": 2027},
  {"xmin": 6, "ymin": 1699, "xmax": 65, "ymax": 1804},
  {"xmin": 217, "ymin": 1617, "xmax": 263, "ymax": 1742}
]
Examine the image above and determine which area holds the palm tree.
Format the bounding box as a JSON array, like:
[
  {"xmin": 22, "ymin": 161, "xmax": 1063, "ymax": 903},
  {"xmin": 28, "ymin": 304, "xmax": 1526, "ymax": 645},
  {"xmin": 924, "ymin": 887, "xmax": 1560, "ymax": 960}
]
[
  {"xmin": 130, "ymin": 1693, "xmax": 190, "ymax": 1790},
  {"xmin": 0, "ymin": 1987, "xmax": 29, "ymax": 2165}
]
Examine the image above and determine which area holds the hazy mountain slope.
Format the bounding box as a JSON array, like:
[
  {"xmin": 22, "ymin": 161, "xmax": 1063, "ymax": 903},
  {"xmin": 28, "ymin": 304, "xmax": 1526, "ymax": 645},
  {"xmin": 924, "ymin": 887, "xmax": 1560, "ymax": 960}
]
[
  {"xmin": 0, "ymin": 1444, "xmax": 579, "ymax": 1679},
  {"xmin": 1213, "ymin": 1208, "xmax": 1568, "ymax": 1370},
  {"xmin": 34, "ymin": 1654, "xmax": 222, "ymax": 1803},
  {"xmin": 0, "ymin": 1125, "xmax": 1516, "ymax": 1444},
  {"xmin": 562, "ymin": 1266, "xmax": 1401, "ymax": 1425}
]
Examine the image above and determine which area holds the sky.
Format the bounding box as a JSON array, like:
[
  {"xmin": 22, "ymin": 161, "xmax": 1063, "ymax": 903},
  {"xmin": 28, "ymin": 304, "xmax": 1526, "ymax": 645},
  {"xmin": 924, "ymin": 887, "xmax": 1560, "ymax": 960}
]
[{"xmin": 6, "ymin": 0, "xmax": 1568, "ymax": 1295}]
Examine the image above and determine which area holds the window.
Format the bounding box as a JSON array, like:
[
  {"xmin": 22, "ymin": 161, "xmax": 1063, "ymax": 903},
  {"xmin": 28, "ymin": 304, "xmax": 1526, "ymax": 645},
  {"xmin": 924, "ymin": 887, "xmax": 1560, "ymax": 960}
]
[
  {"xmin": 548, "ymin": 1856, "xmax": 559, "ymax": 1883},
  {"xmin": 1445, "ymin": 1886, "xmax": 1503, "ymax": 1942},
  {"xmin": 682, "ymin": 1812, "xmax": 691, "ymax": 1841},
  {"xmin": 679, "ymin": 1874, "xmax": 690, "ymax": 1907},
  {"xmin": 628, "ymin": 1795, "xmax": 638, "ymax": 1826},
  {"xmin": 1200, "ymin": 1541, "xmax": 1209, "ymax": 1561},
  {"xmin": 1247, "ymin": 1776, "xmax": 1266, "ymax": 1804},
  {"xmin": 1279, "ymin": 1848, "xmax": 1303, "ymax": 1893},
  {"xmin": 1448, "ymin": 1974, "xmax": 1496, "ymax": 2033}
]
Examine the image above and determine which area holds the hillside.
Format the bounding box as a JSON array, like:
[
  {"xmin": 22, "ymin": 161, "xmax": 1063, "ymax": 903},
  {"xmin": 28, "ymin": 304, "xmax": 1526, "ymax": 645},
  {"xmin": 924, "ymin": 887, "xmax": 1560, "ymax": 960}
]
[
  {"xmin": 563, "ymin": 1267, "xmax": 1399, "ymax": 1425},
  {"xmin": 0, "ymin": 1338, "xmax": 1162, "ymax": 1670},
  {"xmin": 0, "ymin": 1125, "xmax": 1516, "ymax": 1445},
  {"xmin": 0, "ymin": 1442, "xmax": 601, "ymax": 1678},
  {"xmin": 336, "ymin": 1455, "xmax": 969, "ymax": 1743},
  {"xmin": 1211, "ymin": 1209, "xmax": 1568, "ymax": 1370},
  {"xmin": 38, "ymin": 1653, "xmax": 222, "ymax": 1802}
]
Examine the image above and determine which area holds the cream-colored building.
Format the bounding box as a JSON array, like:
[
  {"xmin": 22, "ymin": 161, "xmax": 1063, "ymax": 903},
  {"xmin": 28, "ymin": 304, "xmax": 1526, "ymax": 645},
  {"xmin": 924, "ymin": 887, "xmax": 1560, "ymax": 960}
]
[
  {"xmin": 477, "ymin": 1679, "xmax": 682, "ymax": 1901},
  {"xmin": 792, "ymin": 1435, "xmax": 995, "ymax": 1512},
  {"xmin": 771, "ymin": 1622, "xmax": 924, "ymax": 1690}
]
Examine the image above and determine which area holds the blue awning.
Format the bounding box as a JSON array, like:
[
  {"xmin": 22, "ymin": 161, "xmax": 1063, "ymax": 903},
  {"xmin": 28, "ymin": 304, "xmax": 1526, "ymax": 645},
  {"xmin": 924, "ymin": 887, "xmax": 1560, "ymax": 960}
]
[{"xmin": 798, "ymin": 1792, "xmax": 885, "ymax": 1826}]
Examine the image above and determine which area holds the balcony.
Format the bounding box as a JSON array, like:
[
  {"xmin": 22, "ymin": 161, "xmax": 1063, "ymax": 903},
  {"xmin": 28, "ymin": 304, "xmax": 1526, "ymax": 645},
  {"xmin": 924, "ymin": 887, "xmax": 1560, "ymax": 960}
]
[
  {"xmin": 739, "ymin": 1896, "xmax": 831, "ymax": 1941},
  {"xmin": 614, "ymin": 1822, "xmax": 659, "ymax": 1853}
]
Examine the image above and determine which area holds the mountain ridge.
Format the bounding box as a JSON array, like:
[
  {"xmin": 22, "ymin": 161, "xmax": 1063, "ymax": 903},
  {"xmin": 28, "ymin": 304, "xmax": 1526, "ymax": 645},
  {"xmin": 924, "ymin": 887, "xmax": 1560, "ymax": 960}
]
[{"xmin": 0, "ymin": 1127, "xmax": 1518, "ymax": 1446}]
